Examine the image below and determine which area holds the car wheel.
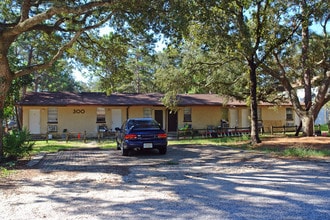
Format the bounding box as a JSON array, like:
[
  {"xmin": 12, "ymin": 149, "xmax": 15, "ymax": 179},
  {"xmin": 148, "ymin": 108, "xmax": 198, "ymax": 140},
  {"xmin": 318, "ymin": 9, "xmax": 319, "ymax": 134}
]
[
  {"xmin": 121, "ymin": 146, "xmax": 129, "ymax": 156},
  {"xmin": 159, "ymin": 147, "xmax": 167, "ymax": 155}
]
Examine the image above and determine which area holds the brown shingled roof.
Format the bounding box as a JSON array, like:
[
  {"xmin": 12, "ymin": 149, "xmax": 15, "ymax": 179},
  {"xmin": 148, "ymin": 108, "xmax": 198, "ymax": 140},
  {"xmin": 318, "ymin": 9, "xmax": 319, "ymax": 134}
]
[
  {"xmin": 18, "ymin": 92, "xmax": 110, "ymax": 106},
  {"xmin": 176, "ymin": 94, "xmax": 246, "ymax": 106},
  {"xmin": 108, "ymin": 93, "xmax": 164, "ymax": 106},
  {"xmin": 18, "ymin": 92, "xmax": 289, "ymax": 107}
]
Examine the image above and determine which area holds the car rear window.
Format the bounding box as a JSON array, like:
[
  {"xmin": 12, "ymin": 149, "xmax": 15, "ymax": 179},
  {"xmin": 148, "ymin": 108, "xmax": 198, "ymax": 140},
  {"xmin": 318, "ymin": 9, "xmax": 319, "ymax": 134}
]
[{"xmin": 128, "ymin": 120, "xmax": 160, "ymax": 130}]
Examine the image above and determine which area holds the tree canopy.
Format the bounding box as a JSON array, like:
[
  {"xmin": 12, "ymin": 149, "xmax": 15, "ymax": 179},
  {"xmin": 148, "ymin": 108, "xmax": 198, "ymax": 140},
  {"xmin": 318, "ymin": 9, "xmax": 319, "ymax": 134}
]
[
  {"xmin": 153, "ymin": 0, "xmax": 329, "ymax": 138},
  {"xmin": 0, "ymin": 0, "xmax": 181, "ymax": 157}
]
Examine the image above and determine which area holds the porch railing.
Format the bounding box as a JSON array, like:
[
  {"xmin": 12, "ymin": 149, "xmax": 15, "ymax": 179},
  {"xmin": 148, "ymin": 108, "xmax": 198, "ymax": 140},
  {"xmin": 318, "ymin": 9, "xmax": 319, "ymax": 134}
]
[
  {"xmin": 270, "ymin": 125, "xmax": 298, "ymax": 134},
  {"xmin": 175, "ymin": 127, "xmax": 252, "ymax": 139}
]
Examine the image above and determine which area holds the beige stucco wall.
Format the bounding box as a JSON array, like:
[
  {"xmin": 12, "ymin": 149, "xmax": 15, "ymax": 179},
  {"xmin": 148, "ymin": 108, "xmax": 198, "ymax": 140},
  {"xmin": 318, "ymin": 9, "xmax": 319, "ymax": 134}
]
[
  {"xmin": 22, "ymin": 105, "xmax": 169, "ymax": 135},
  {"xmin": 127, "ymin": 106, "xmax": 144, "ymax": 119},
  {"xmin": 260, "ymin": 106, "xmax": 287, "ymax": 133},
  {"xmin": 175, "ymin": 106, "xmax": 260, "ymax": 130},
  {"xmin": 22, "ymin": 106, "xmax": 129, "ymax": 137},
  {"xmin": 22, "ymin": 104, "xmax": 292, "ymax": 136},
  {"xmin": 177, "ymin": 106, "xmax": 224, "ymax": 129}
]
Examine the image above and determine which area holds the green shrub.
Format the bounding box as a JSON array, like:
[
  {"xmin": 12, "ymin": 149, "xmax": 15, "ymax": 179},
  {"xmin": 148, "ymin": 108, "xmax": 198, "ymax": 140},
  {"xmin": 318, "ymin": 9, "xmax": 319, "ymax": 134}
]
[
  {"xmin": 3, "ymin": 128, "xmax": 35, "ymax": 160},
  {"xmin": 314, "ymin": 124, "xmax": 329, "ymax": 132}
]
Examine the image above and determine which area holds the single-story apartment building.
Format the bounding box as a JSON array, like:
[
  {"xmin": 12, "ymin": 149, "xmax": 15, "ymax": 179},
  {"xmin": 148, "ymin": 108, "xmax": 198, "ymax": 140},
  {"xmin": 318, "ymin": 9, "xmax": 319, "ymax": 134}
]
[{"xmin": 17, "ymin": 92, "xmax": 299, "ymax": 138}]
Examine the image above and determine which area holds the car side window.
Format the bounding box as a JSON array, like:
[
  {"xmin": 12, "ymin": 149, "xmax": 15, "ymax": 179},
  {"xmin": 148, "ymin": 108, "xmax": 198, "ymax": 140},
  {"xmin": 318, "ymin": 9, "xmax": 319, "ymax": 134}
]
[{"xmin": 127, "ymin": 120, "xmax": 135, "ymax": 129}]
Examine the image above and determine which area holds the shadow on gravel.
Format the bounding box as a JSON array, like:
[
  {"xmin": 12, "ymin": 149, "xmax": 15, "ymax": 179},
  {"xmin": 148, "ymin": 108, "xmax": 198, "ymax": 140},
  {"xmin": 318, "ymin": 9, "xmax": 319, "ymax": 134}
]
[{"xmin": 3, "ymin": 145, "xmax": 330, "ymax": 219}]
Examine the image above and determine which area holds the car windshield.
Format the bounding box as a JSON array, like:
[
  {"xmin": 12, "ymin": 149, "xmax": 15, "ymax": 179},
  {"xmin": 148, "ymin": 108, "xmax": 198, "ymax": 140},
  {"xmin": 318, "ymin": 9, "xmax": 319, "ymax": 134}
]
[{"xmin": 128, "ymin": 119, "xmax": 160, "ymax": 130}]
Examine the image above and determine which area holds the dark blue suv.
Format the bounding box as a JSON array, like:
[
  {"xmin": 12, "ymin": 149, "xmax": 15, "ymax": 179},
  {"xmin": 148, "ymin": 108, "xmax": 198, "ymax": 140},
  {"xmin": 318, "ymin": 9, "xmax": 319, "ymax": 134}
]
[{"xmin": 116, "ymin": 118, "xmax": 168, "ymax": 156}]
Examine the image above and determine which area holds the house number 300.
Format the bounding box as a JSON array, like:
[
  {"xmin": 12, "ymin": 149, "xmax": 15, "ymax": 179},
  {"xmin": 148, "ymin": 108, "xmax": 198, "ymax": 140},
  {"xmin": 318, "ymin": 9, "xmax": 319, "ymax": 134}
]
[{"xmin": 73, "ymin": 109, "xmax": 85, "ymax": 114}]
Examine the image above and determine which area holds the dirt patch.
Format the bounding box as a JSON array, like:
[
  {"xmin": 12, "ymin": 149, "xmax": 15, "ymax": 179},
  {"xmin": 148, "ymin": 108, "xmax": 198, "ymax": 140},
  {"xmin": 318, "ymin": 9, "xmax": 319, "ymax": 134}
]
[{"xmin": 256, "ymin": 136, "xmax": 330, "ymax": 150}]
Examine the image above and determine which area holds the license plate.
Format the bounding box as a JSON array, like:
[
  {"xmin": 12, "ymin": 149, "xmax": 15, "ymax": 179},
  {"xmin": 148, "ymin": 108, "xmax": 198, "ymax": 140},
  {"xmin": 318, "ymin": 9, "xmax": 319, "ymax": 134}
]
[{"xmin": 143, "ymin": 143, "xmax": 153, "ymax": 148}]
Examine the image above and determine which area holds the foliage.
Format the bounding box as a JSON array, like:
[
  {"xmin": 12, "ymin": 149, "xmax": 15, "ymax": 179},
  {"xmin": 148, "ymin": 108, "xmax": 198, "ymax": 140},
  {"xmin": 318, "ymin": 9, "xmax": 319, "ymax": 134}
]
[
  {"xmin": 71, "ymin": 32, "xmax": 131, "ymax": 94},
  {"xmin": 155, "ymin": 0, "xmax": 301, "ymax": 143},
  {"xmin": 260, "ymin": 0, "xmax": 330, "ymax": 135},
  {"xmin": 314, "ymin": 124, "xmax": 330, "ymax": 132},
  {"xmin": 32, "ymin": 60, "xmax": 82, "ymax": 92},
  {"xmin": 0, "ymin": 165, "xmax": 15, "ymax": 177},
  {"xmin": 3, "ymin": 128, "xmax": 35, "ymax": 160},
  {"xmin": 154, "ymin": 0, "xmax": 329, "ymax": 137},
  {"xmin": 4, "ymin": 73, "xmax": 32, "ymax": 122},
  {"xmin": 72, "ymin": 29, "xmax": 161, "ymax": 94},
  {"xmin": 124, "ymin": 33, "xmax": 159, "ymax": 93}
]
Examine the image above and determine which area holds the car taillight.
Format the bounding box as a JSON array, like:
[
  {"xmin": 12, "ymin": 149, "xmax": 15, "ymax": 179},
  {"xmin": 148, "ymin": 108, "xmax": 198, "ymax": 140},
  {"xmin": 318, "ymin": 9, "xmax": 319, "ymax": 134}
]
[
  {"xmin": 157, "ymin": 133, "xmax": 167, "ymax": 139},
  {"xmin": 125, "ymin": 134, "xmax": 137, "ymax": 140}
]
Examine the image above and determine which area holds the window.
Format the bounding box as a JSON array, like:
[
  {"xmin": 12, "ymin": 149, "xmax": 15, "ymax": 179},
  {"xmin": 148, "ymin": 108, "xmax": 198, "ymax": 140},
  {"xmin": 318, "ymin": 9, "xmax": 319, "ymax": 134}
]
[
  {"xmin": 143, "ymin": 108, "xmax": 152, "ymax": 118},
  {"xmin": 184, "ymin": 107, "xmax": 192, "ymax": 122},
  {"xmin": 96, "ymin": 107, "xmax": 106, "ymax": 123},
  {"xmin": 48, "ymin": 108, "xmax": 58, "ymax": 124},
  {"xmin": 286, "ymin": 108, "xmax": 293, "ymax": 120}
]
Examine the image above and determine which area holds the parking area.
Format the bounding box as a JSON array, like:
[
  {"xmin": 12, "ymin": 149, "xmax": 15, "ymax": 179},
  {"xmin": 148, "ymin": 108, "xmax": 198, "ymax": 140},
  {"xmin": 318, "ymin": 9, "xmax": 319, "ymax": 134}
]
[{"xmin": 1, "ymin": 145, "xmax": 330, "ymax": 219}]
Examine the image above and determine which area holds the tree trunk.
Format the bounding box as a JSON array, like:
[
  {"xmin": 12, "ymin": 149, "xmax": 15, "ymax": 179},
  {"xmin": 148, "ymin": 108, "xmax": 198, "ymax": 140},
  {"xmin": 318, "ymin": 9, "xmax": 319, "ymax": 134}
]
[
  {"xmin": 0, "ymin": 108, "xmax": 4, "ymax": 159},
  {"xmin": 301, "ymin": 1, "xmax": 313, "ymax": 136},
  {"xmin": 295, "ymin": 121, "xmax": 302, "ymax": 136},
  {"xmin": 249, "ymin": 63, "xmax": 261, "ymax": 144},
  {"xmin": 301, "ymin": 114, "xmax": 314, "ymax": 136},
  {"xmin": 0, "ymin": 80, "xmax": 11, "ymax": 158},
  {"xmin": 0, "ymin": 54, "xmax": 13, "ymax": 158}
]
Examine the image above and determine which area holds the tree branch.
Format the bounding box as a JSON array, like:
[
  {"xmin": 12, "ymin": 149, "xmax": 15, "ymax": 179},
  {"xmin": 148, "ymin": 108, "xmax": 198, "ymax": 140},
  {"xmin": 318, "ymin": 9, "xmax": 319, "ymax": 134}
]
[
  {"xmin": 14, "ymin": 30, "xmax": 84, "ymax": 78},
  {"xmin": 3, "ymin": 1, "xmax": 114, "ymax": 38},
  {"xmin": 20, "ymin": 0, "xmax": 31, "ymax": 22},
  {"xmin": 260, "ymin": 62, "xmax": 302, "ymax": 110},
  {"xmin": 195, "ymin": 57, "xmax": 239, "ymax": 67},
  {"xmin": 13, "ymin": 8, "xmax": 113, "ymax": 78}
]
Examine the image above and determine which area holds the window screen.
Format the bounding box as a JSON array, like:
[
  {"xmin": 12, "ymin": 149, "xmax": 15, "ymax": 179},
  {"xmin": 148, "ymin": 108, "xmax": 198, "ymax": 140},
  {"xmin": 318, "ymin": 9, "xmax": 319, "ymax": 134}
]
[
  {"xmin": 96, "ymin": 107, "xmax": 106, "ymax": 123},
  {"xmin": 286, "ymin": 108, "xmax": 293, "ymax": 120},
  {"xmin": 143, "ymin": 108, "xmax": 152, "ymax": 118},
  {"xmin": 48, "ymin": 108, "xmax": 58, "ymax": 123},
  {"xmin": 184, "ymin": 107, "xmax": 192, "ymax": 122}
]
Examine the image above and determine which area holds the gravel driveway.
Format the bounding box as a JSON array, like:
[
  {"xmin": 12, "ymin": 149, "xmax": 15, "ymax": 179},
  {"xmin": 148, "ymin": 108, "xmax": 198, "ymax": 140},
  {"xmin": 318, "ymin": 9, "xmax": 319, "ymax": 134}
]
[{"xmin": 1, "ymin": 144, "xmax": 329, "ymax": 220}]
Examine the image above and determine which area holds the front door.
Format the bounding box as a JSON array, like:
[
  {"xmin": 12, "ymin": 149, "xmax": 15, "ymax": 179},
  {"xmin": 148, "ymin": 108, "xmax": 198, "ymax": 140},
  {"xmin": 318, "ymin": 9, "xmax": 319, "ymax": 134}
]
[
  {"xmin": 167, "ymin": 111, "xmax": 178, "ymax": 132},
  {"xmin": 111, "ymin": 109, "xmax": 122, "ymax": 130},
  {"xmin": 241, "ymin": 109, "xmax": 250, "ymax": 127},
  {"xmin": 155, "ymin": 110, "xmax": 163, "ymax": 128},
  {"xmin": 29, "ymin": 109, "xmax": 40, "ymax": 134},
  {"xmin": 229, "ymin": 109, "xmax": 238, "ymax": 127}
]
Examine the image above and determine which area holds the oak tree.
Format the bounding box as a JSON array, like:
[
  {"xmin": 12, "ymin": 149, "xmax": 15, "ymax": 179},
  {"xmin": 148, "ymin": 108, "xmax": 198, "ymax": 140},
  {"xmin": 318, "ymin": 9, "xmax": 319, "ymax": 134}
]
[{"xmin": 0, "ymin": 0, "xmax": 174, "ymax": 158}]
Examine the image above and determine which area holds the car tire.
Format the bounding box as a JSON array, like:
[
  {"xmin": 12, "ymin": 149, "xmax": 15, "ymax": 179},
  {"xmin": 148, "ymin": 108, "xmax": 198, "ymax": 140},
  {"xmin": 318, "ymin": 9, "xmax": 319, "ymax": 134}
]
[
  {"xmin": 121, "ymin": 146, "xmax": 129, "ymax": 156},
  {"xmin": 159, "ymin": 147, "xmax": 167, "ymax": 155}
]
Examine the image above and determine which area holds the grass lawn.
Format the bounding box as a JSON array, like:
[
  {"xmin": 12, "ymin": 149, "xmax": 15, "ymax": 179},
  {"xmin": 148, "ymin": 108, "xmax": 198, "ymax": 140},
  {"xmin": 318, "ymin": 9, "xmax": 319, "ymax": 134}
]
[
  {"xmin": 32, "ymin": 139, "xmax": 117, "ymax": 154},
  {"xmin": 31, "ymin": 134, "xmax": 330, "ymax": 158}
]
